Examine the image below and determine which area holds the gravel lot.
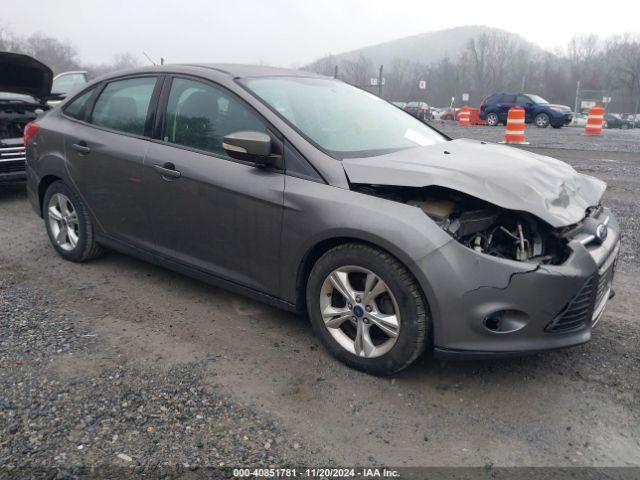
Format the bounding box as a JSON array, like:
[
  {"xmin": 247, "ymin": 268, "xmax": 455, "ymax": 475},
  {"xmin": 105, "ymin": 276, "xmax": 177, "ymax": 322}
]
[
  {"xmin": 1, "ymin": 128, "xmax": 639, "ymax": 473},
  {"xmin": 434, "ymin": 121, "xmax": 640, "ymax": 153},
  {"xmin": 0, "ymin": 259, "xmax": 315, "ymax": 478}
]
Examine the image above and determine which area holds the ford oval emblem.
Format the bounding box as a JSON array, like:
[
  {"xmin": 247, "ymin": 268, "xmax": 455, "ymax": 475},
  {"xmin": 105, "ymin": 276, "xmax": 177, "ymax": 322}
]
[{"xmin": 596, "ymin": 223, "xmax": 608, "ymax": 243}]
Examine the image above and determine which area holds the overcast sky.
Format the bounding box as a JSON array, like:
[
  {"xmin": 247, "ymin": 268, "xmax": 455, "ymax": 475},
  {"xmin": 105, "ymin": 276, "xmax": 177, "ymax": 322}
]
[{"xmin": 2, "ymin": 0, "xmax": 638, "ymax": 66}]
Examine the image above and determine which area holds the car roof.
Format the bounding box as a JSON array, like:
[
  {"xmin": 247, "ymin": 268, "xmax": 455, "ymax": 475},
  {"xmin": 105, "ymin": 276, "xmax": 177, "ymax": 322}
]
[{"xmin": 95, "ymin": 63, "xmax": 325, "ymax": 82}]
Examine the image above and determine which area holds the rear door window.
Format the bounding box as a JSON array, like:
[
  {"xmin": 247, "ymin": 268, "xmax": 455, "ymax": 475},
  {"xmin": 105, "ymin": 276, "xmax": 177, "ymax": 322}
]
[
  {"xmin": 516, "ymin": 95, "xmax": 530, "ymax": 105},
  {"xmin": 90, "ymin": 77, "xmax": 158, "ymax": 136},
  {"xmin": 162, "ymin": 77, "xmax": 266, "ymax": 157},
  {"xmin": 501, "ymin": 95, "xmax": 516, "ymax": 104}
]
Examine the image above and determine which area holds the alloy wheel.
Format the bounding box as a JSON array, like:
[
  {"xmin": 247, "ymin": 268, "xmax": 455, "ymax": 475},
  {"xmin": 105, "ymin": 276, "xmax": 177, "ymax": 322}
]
[
  {"xmin": 487, "ymin": 113, "xmax": 499, "ymax": 126},
  {"xmin": 319, "ymin": 266, "xmax": 401, "ymax": 358},
  {"xmin": 535, "ymin": 114, "xmax": 550, "ymax": 127},
  {"xmin": 47, "ymin": 193, "xmax": 79, "ymax": 252}
]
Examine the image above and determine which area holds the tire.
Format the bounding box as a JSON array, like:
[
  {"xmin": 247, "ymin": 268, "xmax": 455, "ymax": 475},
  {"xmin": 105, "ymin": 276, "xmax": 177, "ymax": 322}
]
[
  {"xmin": 621, "ymin": 124, "xmax": 629, "ymax": 130},
  {"xmin": 535, "ymin": 113, "xmax": 550, "ymax": 128},
  {"xmin": 43, "ymin": 180, "xmax": 104, "ymax": 262},
  {"xmin": 306, "ymin": 243, "xmax": 429, "ymax": 375},
  {"xmin": 486, "ymin": 112, "xmax": 500, "ymax": 126}
]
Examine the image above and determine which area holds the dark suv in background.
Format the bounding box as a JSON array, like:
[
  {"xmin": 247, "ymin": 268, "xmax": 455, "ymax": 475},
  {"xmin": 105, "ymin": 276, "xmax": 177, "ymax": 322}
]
[
  {"xmin": 0, "ymin": 52, "xmax": 52, "ymax": 183},
  {"xmin": 480, "ymin": 93, "xmax": 572, "ymax": 128}
]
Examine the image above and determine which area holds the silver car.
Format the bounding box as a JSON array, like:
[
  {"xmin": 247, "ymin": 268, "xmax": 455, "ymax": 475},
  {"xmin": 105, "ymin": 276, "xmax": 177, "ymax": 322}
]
[{"xmin": 25, "ymin": 64, "xmax": 620, "ymax": 374}]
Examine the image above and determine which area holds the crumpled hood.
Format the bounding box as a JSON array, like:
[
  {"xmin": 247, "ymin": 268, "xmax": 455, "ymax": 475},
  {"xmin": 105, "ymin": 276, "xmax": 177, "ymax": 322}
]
[
  {"xmin": 0, "ymin": 52, "xmax": 52, "ymax": 100},
  {"xmin": 342, "ymin": 138, "xmax": 606, "ymax": 228}
]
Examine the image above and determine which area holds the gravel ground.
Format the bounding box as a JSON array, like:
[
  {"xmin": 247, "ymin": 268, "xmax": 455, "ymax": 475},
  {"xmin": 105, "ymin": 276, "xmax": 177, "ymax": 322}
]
[
  {"xmin": 0, "ymin": 267, "xmax": 314, "ymax": 478},
  {"xmin": 433, "ymin": 121, "xmax": 640, "ymax": 153}
]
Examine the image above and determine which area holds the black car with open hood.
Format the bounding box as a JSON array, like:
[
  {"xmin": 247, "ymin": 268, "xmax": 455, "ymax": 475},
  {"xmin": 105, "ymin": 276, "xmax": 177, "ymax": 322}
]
[{"xmin": 0, "ymin": 52, "xmax": 53, "ymax": 183}]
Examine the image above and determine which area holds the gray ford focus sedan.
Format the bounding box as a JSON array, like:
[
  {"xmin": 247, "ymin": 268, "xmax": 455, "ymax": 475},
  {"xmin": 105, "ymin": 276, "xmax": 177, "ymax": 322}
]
[{"xmin": 24, "ymin": 64, "xmax": 620, "ymax": 375}]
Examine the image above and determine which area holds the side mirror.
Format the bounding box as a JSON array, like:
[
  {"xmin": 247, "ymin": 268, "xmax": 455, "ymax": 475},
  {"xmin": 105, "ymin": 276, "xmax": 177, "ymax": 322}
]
[{"xmin": 223, "ymin": 131, "xmax": 274, "ymax": 166}]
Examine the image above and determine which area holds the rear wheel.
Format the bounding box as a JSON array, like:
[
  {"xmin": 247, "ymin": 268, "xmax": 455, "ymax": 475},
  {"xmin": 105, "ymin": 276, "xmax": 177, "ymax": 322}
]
[
  {"xmin": 486, "ymin": 112, "xmax": 500, "ymax": 126},
  {"xmin": 535, "ymin": 113, "xmax": 550, "ymax": 128},
  {"xmin": 43, "ymin": 181, "xmax": 103, "ymax": 262},
  {"xmin": 306, "ymin": 243, "xmax": 429, "ymax": 375}
]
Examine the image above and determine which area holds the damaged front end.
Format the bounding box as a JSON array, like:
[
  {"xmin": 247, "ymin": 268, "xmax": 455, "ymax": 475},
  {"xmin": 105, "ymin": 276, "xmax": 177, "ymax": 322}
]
[{"xmin": 353, "ymin": 184, "xmax": 572, "ymax": 265}]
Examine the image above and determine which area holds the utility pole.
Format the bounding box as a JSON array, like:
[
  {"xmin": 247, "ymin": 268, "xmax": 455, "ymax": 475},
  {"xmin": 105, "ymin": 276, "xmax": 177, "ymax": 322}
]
[
  {"xmin": 574, "ymin": 80, "xmax": 581, "ymax": 113},
  {"xmin": 334, "ymin": 65, "xmax": 338, "ymax": 79},
  {"xmin": 378, "ymin": 65, "xmax": 383, "ymax": 98},
  {"xmin": 521, "ymin": 75, "xmax": 526, "ymax": 92}
]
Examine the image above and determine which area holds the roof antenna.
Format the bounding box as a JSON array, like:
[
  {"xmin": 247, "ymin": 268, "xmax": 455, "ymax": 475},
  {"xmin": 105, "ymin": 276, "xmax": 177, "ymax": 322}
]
[{"xmin": 142, "ymin": 52, "xmax": 157, "ymax": 66}]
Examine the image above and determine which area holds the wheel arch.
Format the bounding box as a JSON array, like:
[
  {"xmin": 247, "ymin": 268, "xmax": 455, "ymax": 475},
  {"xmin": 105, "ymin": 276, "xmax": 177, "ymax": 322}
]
[
  {"xmin": 37, "ymin": 174, "xmax": 63, "ymax": 217},
  {"xmin": 294, "ymin": 236, "xmax": 432, "ymax": 322}
]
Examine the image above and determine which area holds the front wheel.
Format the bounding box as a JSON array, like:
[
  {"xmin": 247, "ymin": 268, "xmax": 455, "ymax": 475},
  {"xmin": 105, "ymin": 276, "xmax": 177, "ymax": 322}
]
[
  {"xmin": 306, "ymin": 243, "xmax": 429, "ymax": 375},
  {"xmin": 43, "ymin": 180, "xmax": 104, "ymax": 262},
  {"xmin": 535, "ymin": 113, "xmax": 550, "ymax": 128}
]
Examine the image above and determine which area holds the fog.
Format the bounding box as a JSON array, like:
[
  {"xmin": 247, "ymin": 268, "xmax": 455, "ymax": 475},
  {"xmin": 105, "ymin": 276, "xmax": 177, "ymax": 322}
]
[{"xmin": 1, "ymin": 0, "xmax": 637, "ymax": 66}]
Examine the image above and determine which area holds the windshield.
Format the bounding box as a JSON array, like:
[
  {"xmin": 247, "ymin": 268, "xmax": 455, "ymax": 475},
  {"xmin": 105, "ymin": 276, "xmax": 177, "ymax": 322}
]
[
  {"xmin": 52, "ymin": 73, "xmax": 87, "ymax": 95},
  {"xmin": 527, "ymin": 94, "xmax": 549, "ymax": 105},
  {"xmin": 243, "ymin": 77, "xmax": 446, "ymax": 159}
]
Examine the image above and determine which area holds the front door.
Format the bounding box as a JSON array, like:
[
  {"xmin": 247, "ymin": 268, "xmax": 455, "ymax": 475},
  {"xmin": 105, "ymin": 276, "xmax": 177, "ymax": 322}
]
[{"xmin": 143, "ymin": 77, "xmax": 285, "ymax": 295}]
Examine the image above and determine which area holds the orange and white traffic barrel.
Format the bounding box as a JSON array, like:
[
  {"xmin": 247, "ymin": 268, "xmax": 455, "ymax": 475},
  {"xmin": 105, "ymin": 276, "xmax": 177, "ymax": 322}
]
[
  {"xmin": 501, "ymin": 106, "xmax": 528, "ymax": 144},
  {"xmin": 458, "ymin": 106, "xmax": 471, "ymax": 126},
  {"xmin": 585, "ymin": 105, "xmax": 605, "ymax": 135}
]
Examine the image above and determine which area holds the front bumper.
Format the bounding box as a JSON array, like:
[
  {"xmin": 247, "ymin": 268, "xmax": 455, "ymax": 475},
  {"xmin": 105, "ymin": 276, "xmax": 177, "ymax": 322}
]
[{"xmin": 418, "ymin": 208, "xmax": 620, "ymax": 356}]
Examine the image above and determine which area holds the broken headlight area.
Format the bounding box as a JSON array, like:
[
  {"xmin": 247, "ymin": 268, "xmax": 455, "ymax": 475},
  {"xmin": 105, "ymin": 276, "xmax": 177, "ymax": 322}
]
[{"xmin": 354, "ymin": 185, "xmax": 572, "ymax": 265}]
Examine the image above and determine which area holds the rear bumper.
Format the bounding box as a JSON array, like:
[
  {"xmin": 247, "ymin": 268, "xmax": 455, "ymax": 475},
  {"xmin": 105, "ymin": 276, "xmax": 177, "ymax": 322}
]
[{"xmin": 418, "ymin": 209, "xmax": 620, "ymax": 356}]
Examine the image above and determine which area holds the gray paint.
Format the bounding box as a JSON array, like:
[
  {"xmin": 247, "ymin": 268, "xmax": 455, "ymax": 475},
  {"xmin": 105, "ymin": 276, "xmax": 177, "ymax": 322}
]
[
  {"xmin": 26, "ymin": 63, "xmax": 621, "ymax": 358},
  {"xmin": 342, "ymin": 138, "xmax": 606, "ymax": 228}
]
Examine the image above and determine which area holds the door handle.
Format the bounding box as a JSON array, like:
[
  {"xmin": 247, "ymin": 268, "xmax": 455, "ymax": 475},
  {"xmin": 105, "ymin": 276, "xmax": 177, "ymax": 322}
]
[
  {"xmin": 153, "ymin": 163, "xmax": 181, "ymax": 179},
  {"xmin": 71, "ymin": 142, "xmax": 91, "ymax": 154}
]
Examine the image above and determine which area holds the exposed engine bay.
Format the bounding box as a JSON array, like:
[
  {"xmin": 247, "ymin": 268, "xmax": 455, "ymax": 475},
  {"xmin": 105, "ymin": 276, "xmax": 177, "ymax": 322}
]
[
  {"xmin": 353, "ymin": 184, "xmax": 573, "ymax": 265},
  {"xmin": 0, "ymin": 99, "xmax": 42, "ymax": 140}
]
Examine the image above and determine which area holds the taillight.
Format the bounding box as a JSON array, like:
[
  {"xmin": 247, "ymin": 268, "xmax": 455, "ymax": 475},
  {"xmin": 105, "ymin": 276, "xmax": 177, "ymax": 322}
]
[{"xmin": 24, "ymin": 122, "xmax": 40, "ymax": 147}]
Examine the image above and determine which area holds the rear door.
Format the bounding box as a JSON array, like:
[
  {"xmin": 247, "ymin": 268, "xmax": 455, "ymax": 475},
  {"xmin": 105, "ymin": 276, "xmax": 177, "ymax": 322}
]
[
  {"xmin": 63, "ymin": 75, "xmax": 161, "ymax": 249},
  {"xmin": 143, "ymin": 76, "xmax": 285, "ymax": 295}
]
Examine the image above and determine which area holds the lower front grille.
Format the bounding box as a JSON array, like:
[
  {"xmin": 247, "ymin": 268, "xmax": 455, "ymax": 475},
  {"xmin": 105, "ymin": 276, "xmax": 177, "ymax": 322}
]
[
  {"xmin": 546, "ymin": 244, "xmax": 619, "ymax": 333},
  {"xmin": 0, "ymin": 159, "xmax": 26, "ymax": 174},
  {"xmin": 546, "ymin": 275, "xmax": 595, "ymax": 333}
]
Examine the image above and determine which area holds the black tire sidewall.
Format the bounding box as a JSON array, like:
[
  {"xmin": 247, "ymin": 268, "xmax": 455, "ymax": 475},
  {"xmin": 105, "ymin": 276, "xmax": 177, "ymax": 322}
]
[
  {"xmin": 487, "ymin": 113, "xmax": 499, "ymax": 126},
  {"xmin": 306, "ymin": 246, "xmax": 427, "ymax": 375},
  {"xmin": 43, "ymin": 181, "xmax": 91, "ymax": 262}
]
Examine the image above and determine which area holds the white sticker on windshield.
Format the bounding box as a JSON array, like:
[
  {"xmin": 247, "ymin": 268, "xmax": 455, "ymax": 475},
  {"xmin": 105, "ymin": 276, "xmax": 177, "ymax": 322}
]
[{"xmin": 404, "ymin": 128, "xmax": 434, "ymax": 146}]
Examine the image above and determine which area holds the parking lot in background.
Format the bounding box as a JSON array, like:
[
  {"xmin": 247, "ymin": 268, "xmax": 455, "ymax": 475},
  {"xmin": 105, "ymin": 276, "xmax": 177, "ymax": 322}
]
[{"xmin": 1, "ymin": 122, "xmax": 639, "ymax": 469}]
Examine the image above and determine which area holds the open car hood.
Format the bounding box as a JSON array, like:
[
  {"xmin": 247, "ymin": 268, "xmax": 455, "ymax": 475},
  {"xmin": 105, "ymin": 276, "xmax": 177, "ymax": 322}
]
[
  {"xmin": 0, "ymin": 52, "xmax": 52, "ymax": 100},
  {"xmin": 342, "ymin": 138, "xmax": 606, "ymax": 228}
]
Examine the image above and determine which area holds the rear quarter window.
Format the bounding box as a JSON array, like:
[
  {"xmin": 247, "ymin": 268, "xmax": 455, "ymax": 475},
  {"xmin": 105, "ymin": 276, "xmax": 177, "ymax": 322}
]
[{"xmin": 63, "ymin": 88, "xmax": 95, "ymax": 121}]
